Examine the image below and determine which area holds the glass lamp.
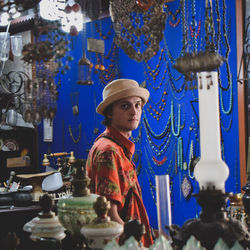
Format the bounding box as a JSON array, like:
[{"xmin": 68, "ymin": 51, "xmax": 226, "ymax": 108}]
[{"xmin": 194, "ymin": 71, "xmax": 229, "ymax": 191}]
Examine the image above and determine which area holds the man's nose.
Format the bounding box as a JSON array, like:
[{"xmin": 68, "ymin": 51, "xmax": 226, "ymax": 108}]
[{"xmin": 130, "ymin": 105, "xmax": 137, "ymax": 114}]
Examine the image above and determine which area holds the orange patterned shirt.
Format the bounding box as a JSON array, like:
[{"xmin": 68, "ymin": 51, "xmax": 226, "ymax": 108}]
[{"xmin": 86, "ymin": 126, "xmax": 153, "ymax": 247}]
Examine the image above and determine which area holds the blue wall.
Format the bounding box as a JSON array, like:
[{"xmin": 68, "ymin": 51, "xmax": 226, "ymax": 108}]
[{"xmin": 38, "ymin": 0, "xmax": 240, "ymax": 230}]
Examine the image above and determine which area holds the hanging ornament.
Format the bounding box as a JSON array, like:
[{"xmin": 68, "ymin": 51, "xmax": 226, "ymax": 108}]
[
  {"xmin": 109, "ymin": 0, "xmax": 167, "ymax": 62},
  {"xmin": 77, "ymin": 48, "xmax": 93, "ymax": 85},
  {"xmin": 173, "ymin": 0, "xmax": 225, "ymax": 75}
]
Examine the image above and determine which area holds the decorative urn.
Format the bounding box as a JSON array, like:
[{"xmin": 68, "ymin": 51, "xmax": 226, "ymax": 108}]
[
  {"xmin": 57, "ymin": 159, "xmax": 99, "ymax": 236},
  {"xmin": 81, "ymin": 196, "xmax": 123, "ymax": 249}
]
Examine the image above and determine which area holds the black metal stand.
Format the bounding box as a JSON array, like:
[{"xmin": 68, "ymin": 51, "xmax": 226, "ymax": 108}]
[{"xmin": 167, "ymin": 190, "xmax": 250, "ymax": 250}]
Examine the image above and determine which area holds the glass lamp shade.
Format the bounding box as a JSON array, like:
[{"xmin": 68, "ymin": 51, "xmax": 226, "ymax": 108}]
[
  {"xmin": 0, "ymin": 32, "xmax": 10, "ymax": 61},
  {"xmin": 194, "ymin": 71, "xmax": 229, "ymax": 191},
  {"xmin": 10, "ymin": 35, "xmax": 22, "ymax": 57},
  {"xmin": 77, "ymin": 49, "xmax": 93, "ymax": 85}
]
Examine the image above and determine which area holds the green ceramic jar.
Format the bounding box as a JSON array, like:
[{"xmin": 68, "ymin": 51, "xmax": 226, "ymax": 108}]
[{"xmin": 57, "ymin": 193, "xmax": 99, "ymax": 235}]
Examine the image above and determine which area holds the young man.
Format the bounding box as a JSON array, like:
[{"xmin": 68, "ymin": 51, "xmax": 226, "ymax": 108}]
[{"xmin": 86, "ymin": 79, "xmax": 153, "ymax": 247}]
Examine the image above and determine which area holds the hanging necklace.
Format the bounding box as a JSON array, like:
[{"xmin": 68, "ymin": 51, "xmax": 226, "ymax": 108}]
[
  {"xmin": 219, "ymin": 79, "xmax": 233, "ymax": 115},
  {"xmin": 143, "ymin": 48, "xmax": 165, "ymax": 82},
  {"xmin": 164, "ymin": 2, "xmax": 181, "ymax": 28},
  {"xmin": 94, "ymin": 22, "xmax": 114, "ymax": 40},
  {"xmin": 96, "ymin": 41, "xmax": 119, "ymax": 86},
  {"xmin": 177, "ymin": 136, "xmax": 183, "ymax": 170},
  {"xmin": 143, "ymin": 113, "xmax": 171, "ymax": 139},
  {"xmin": 170, "ymin": 100, "xmax": 181, "ymax": 137},
  {"xmin": 220, "ymin": 115, "xmax": 232, "ymax": 132},
  {"xmin": 144, "ymin": 66, "xmax": 167, "ymax": 91},
  {"xmin": 145, "ymin": 85, "xmax": 168, "ymax": 121},
  {"xmin": 131, "ymin": 123, "xmax": 142, "ymax": 143},
  {"xmin": 167, "ymin": 63, "xmax": 186, "ymax": 93},
  {"xmin": 145, "ymin": 142, "xmax": 168, "ymax": 167},
  {"xmin": 144, "ymin": 125, "xmax": 172, "ymax": 157},
  {"xmin": 68, "ymin": 123, "xmax": 82, "ymax": 144},
  {"xmin": 217, "ymin": 0, "xmax": 232, "ymax": 91}
]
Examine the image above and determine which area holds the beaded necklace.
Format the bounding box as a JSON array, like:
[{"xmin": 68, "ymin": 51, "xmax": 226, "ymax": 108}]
[
  {"xmin": 145, "ymin": 142, "xmax": 168, "ymax": 166},
  {"xmin": 96, "ymin": 41, "xmax": 119, "ymax": 86},
  {"xmin": 177, "ymin": 136, "xmax": 183, "ymax": 170},
  {"xmin": 131, "ymin": 123, "xmax": 142, "ymax": 143},
  {"xmin": 219, "ymin": 79, "xmax": 233, "ymax": 115},
  {"xmin": 218, "ymin": 0, "xmax": 232, "ymax": 91},
  {"xmin": 170, "ymin": 100, "xmax": 181, "ymax": 137},
  {"xmin": 145, "ymin": 167, "xmax": 156, "ymax": 204},
  {"xmin": 163, "ymin": 36, "xmax": 185, "ymax": 66},
  {"xmin": 167, "ymin": 63, "xmax": 186, "ymax": 93},
  {"xmin": 220, "ymin": 115, "xmax": 232, "ymax": 132},
  {"xmin": 144, "ymin": 65, "xmax": 168, "ymax": 91},
  {"xmin": 94, "ymin": 22, "xmax": 114, "ymax": 40},
  {"xmin": 164, "ymin": 1, "xmax": 181, "ymax": 28},
  {"xmin": 145, "ymin": 90, "xmax": 168, "ymax": 121},
  {"xmin": 143, "ymin": 113, "xmax": 171, "ymax": 139},
  {"xmin": 189, "ymin": 0, "xmax": 202, "ymax": 53},
  {"xmin": 144, "ymin": 125, "xmax": 172, "ymax": 157},
  {"xmin": 143, "ymin": 48, "xmax": 166, "ymax": 83}
]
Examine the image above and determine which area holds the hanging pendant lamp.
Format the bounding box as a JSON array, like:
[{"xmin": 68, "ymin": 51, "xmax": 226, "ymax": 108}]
[{"xmin": 77, "ymin": 48, "xmax": 93, "ymax": 85}]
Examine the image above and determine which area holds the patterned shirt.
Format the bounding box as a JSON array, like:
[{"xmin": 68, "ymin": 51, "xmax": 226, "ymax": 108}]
[{"xmin": 86, "ymin": 126, "xmax": 153, "ymax": 247}]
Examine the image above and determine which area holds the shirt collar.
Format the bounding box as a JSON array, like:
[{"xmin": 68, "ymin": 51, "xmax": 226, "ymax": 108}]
[{"xmin": 106, "ymin": 126, "xmax": 135, "ymax": 156}]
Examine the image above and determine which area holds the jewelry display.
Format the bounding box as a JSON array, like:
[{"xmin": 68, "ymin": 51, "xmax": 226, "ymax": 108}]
[
  {"xmin": 110, "ymin": 0, "xmax": 167, "ymax": 62},
  {"xmin": 68, "ymin": 123, "xmax": 82, "ymax": 144}
]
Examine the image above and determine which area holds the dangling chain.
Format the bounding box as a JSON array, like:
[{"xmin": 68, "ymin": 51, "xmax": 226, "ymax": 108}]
[{"xmin": 68, "ymin": 123, "xmax": 82, "ymax": 144}]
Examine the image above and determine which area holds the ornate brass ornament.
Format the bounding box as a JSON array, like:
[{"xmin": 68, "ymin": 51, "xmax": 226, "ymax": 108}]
[{"xmin": 109, "ymin": 0, "xmax": 167, "ymax": 62}]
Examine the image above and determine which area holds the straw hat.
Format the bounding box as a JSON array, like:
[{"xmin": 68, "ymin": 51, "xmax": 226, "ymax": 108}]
[{"xmin": 96, "ymin": 79, "xmax": 150, "ymax": 115}]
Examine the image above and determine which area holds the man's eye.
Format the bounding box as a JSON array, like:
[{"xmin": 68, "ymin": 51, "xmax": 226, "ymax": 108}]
[
  {"xmin": 121, "ymin": 104, "xmax": 129, "ymax": 109},
  {"xmin": 135, "ymin": 103, "xmax": 141, "ymax": 109}
]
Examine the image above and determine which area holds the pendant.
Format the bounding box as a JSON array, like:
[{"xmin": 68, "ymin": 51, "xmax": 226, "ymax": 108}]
[
  {"xmin": 181, "ymin": 175, "xmax": 193, "ymax": 201},
  {"xmin": 72, "ymin": 105, "xmax": 79, "ymax": 116}
]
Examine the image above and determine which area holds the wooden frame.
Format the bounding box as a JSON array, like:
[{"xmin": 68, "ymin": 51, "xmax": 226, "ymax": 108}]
[{"xmin": 236, "ymin": 0, "xmax": 247, "ymax": 188}]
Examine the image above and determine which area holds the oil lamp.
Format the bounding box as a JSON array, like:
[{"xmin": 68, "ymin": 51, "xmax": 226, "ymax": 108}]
[
  {"xmin": 23, "ymin": 194, "xmax": 65, "ymax": 246},
  {"xmin": 57, "ymin": 159, "xmax": 99, "ymax": 248},
  {"xmin": 81, "ymin": 196, "xmax": 123, "ymax": 249},
  {"xmin": 167, "ymin": 71, "xmax": 250, "ymax": 249}
]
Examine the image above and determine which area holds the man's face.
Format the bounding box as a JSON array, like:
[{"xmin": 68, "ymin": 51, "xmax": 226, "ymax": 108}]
[{"xmin": 110, "ymin": 96, "xmax": 143, "ymax": 137}]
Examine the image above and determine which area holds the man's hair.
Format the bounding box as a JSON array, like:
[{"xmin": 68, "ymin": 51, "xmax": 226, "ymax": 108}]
[{"xmin": 101, "ymin": 103, "xmax": 113, "ymax": 126}]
